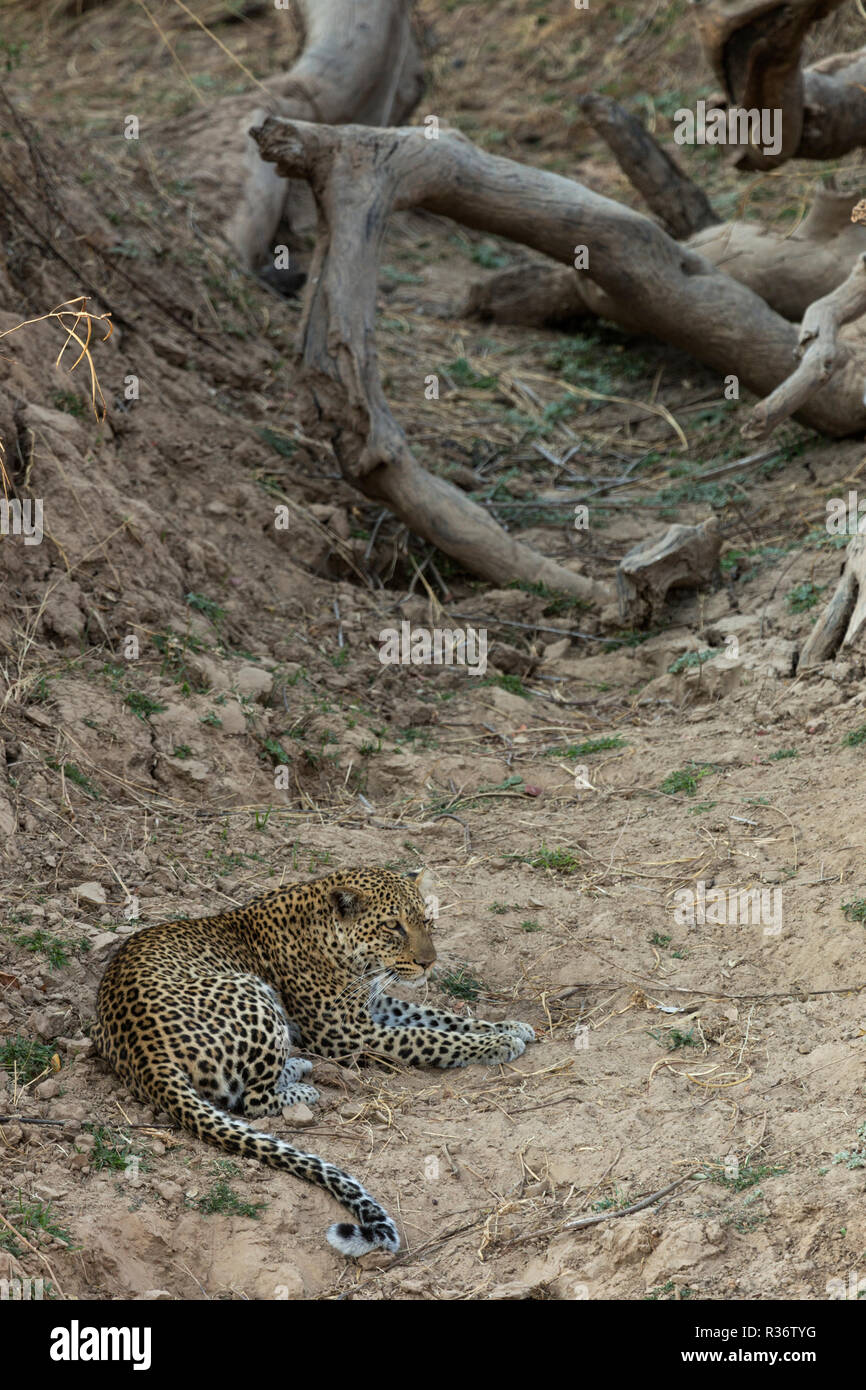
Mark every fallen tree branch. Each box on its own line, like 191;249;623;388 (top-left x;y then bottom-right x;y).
226;0;424;271
253;119;620;603
577;93;721;238
617;517;721;624
468;183;866;331
691;0;864;168
255;118;866;444
743;252;866;439
798;534;866;669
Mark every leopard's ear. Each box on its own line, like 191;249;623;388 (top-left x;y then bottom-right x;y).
407;867;436;900
330;888;363;918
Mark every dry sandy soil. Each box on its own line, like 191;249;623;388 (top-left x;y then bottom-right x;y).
1;0;865;1302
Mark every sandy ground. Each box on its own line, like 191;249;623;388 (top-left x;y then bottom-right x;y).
1;0;865;1302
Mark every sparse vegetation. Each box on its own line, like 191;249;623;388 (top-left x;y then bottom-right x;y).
436;965;484;1002
192;1178;267;1219
126;691;167;721
787;581;824;614
660;763;716;796
0;1035;57;1084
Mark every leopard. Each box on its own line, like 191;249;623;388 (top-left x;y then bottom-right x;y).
92;866;536;1258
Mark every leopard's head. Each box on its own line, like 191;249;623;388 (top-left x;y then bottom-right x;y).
324;866;437;981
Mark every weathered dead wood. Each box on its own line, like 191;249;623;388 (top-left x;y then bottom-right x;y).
463;262;590;328
691;0;865;168
617;518;721;624
226;0;424;272
798;535;866;669
252;120;612;604
800;50;866;160
468;185;866;334
742;253;866;440
577;93;721;238
255;118;866;439
689;185;866;323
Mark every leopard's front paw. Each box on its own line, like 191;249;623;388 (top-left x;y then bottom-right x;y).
283;1056;314;1082
495;1020;536;1043
281;1082;320;1107
483;1032;527;1064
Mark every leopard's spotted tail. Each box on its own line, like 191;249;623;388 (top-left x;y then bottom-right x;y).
158;1067;399;1257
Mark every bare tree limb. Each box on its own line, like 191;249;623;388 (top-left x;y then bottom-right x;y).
255;119;866;438
798;534;866;669
226;0;424;271
691;0;864;167
743;252;866;439
468;183;866;331
253;120;613;604
577;92;721;238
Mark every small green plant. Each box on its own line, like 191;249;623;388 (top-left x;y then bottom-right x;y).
126;691;167;721
830;1121;866;1169
843;724;866;747
186;592;226;623
668;649;717;675
30;675;53;703
521;920;541;932
0;1195;76;1255
437;965;484;1002
645;1280;698;1301
768;748;798;761
591;1187;628;1212
46;760;100;798
258;427;296;458
0;1035;57;1084
660;763;715;796
446;356;498;390
648;932;671;948
471;240;509;270
84;1124;141;1173
506;580;589;617
172;745;193;760
842;898;866;923
551;736;624;758
52;390;86;418
787;581;824;613
481;673;530;699
720;550;746;574
201;711;223;727
7;929;81;970
0;39;27;71
193;1178;266;1219
537;846;579;873
699;1159;788;1192
397;726;437;750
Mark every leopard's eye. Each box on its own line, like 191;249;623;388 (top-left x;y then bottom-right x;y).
391;922;407;938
